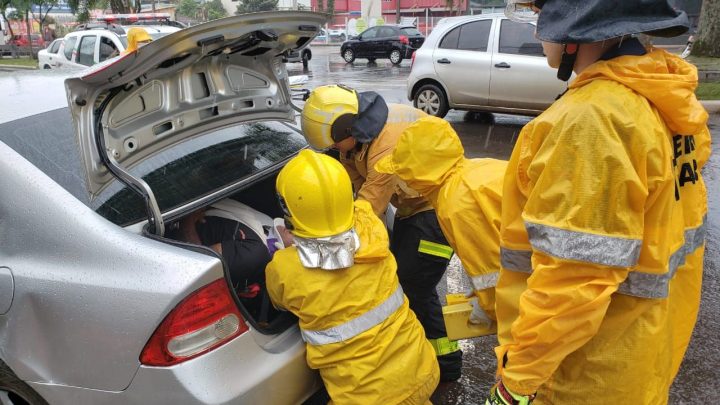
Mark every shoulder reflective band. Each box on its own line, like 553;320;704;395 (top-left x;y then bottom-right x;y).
418;240;454;260
428;336;460;356
301;285;405;346
471;272;499;291
525;221;642;268
500;247;532;273
501;216;707;299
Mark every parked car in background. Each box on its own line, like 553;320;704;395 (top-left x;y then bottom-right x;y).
37;38;64;69
326;26;346;42
0;12;328;404
52;22;181;70
8;33;45;48
285;45;312;69
341;25;424;65
407;14;567;117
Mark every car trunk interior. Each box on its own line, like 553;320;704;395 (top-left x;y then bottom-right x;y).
156;169;298;335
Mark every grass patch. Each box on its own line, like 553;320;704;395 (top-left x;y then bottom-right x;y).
686;55;720;72
696;82;720;100
0;58;38;68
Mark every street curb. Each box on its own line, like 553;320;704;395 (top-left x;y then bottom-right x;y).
701;100;720;114
0;64;37;70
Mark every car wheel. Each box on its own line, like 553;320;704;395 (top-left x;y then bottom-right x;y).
414;84;449;118
43;64;51;69
0;360;49;405
368;58;376;63
342;48;355;63
389;49;402;65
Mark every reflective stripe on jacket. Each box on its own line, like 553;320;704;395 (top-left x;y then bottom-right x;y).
266;200;439;404
496;48;710;403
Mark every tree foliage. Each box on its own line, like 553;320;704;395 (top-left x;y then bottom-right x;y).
235;0;276;14
691;0;720;57
178;0;227;22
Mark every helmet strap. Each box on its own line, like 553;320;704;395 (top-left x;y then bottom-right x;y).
557;43;578;81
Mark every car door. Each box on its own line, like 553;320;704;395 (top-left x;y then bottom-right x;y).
377;26;396;57
61;34;79;69
431;18;493;107
356;27;379;58
46;39;63;67
489;18;567;110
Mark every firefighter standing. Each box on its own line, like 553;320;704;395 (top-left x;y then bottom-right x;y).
485;1;710;403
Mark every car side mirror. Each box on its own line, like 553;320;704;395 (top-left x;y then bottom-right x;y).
355;35;361;41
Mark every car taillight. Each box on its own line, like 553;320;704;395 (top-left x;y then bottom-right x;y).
399;35;409;45
140;279;248;367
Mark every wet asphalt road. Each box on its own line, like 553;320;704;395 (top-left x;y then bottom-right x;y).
290;46;720;404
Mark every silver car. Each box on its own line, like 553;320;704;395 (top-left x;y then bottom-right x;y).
0;12;328;405
407;13;567;118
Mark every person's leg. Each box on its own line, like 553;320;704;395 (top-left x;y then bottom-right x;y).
392;210;462;382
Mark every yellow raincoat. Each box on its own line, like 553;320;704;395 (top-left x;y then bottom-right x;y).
122;27;152;54
374;116;507;319
340;104;433;218
266;200;439;404
497;48;710;404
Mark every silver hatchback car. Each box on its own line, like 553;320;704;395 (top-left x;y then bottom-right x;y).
407;13;568;118
0;12;328;405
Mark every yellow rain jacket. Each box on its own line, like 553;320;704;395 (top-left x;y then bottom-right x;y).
341;104;433;218
374;116;507;318
497;47;710;404
266;200;440;404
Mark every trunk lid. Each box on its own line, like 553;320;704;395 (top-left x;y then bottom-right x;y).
65;12;325;200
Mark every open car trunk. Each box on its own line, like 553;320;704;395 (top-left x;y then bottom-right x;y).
62;12;328;335
150;164;297;335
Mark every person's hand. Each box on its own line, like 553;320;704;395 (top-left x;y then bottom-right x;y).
484;380;534;405
277;224;295;247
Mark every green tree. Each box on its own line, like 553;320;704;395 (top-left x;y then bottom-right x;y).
205;0;227;20
691;0;720;57
235;0;276;14
0;0;17;37
176;0;199;19
30;0;58;34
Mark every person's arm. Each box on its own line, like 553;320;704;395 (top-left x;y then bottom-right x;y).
497;105;649;396
355;142;396;216
179;209;206;245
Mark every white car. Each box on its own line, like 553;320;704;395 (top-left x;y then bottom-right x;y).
52;23;181;70
37;38;64;69
407;13;568;117
0;12;328;404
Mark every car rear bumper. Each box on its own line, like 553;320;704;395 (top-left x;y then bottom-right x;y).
28;326;321;405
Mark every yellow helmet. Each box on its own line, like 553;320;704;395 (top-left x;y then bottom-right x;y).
301;85;359;150
124;27;153;54
276;149;354;238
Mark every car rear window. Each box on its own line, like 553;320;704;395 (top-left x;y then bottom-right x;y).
95;121;306;226
0;109;306;227
499;20;544;56
439;20;491;51
400;28;422;36
50;39;62;53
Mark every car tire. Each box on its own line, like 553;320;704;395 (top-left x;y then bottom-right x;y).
342;48;355;63
42;64;50;69
389;49;403;65
368;58;376;63
0;360;49;405
414;84;449;118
